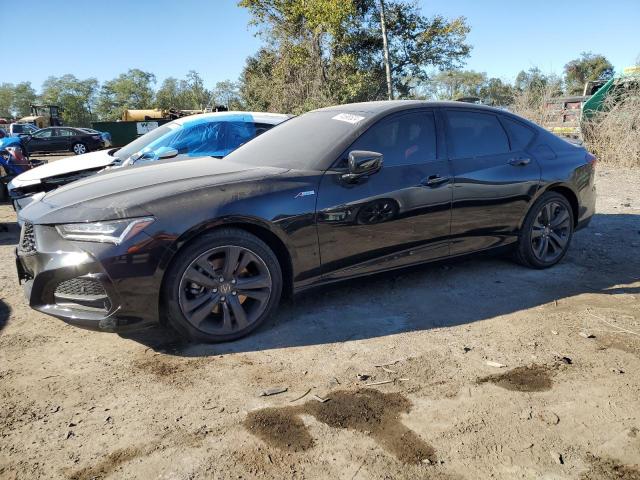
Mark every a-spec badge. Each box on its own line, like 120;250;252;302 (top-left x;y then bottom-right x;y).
295;190;316;199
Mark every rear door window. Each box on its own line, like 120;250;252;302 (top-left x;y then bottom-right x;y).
500;117;536;151
445;110;509;158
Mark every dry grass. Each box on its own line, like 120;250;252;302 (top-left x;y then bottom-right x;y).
582;90;640;168
510;85;558;127
511;83;640;168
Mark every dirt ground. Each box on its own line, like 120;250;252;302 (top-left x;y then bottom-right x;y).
0;164;639;480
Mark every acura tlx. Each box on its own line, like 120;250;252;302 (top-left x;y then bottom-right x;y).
16;101;596;343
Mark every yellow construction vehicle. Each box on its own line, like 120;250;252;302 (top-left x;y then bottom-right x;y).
121;108;204;122
18;105;64;129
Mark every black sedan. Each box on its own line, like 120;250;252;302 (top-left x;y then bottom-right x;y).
16;101;596;342
23;127;104;155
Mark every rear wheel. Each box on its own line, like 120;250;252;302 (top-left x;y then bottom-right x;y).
72;142;87;155
163;229;282;342
515;192;574;268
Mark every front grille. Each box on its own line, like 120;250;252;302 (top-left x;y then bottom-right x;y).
55;278;106;297
19;222;36;254
54;277;111;312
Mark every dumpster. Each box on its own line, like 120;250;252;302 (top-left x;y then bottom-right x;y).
91;120;172;147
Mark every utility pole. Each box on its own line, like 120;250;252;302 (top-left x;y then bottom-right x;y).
379;0;393;100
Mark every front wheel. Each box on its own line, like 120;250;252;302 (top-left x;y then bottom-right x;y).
515;192;574;268
72;143;87;155
163;228;283;342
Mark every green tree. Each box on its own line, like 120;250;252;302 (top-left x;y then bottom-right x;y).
212;80;244;110
479;78;515;106
371;3;471;97
155;71;211;110
155;77;181;109
238;0;471;112
40;75;99;126
0;83;14;118
564;52;614;95
96;69;156;120
176;70;211;110
12;82;37;118
423;70;514;106
426;70;487;100
515;67;563;97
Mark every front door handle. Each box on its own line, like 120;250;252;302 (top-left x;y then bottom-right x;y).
508;157;531;166
420;174;450;187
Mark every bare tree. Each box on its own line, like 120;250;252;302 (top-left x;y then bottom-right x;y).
379;0;393;100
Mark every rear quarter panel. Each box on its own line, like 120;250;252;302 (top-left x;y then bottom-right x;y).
530;138;596;228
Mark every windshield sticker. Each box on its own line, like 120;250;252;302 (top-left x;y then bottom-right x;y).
332;113;365;124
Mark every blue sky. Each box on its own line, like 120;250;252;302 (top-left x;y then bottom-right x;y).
3;0;639;91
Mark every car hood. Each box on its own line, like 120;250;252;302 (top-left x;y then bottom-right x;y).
14;150;114;184
20;156;288;224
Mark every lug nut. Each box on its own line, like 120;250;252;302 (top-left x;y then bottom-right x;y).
221;296;226;302
231;279;236;284
232;291;237;296
219;277;225;282
213;288;218;293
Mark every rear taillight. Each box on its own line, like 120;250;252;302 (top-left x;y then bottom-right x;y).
586;152;597;167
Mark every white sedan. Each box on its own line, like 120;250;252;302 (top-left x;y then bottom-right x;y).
9;111;290;212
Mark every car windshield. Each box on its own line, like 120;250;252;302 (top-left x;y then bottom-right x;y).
113;124;177;161
138;120;227;159
225;110;369;170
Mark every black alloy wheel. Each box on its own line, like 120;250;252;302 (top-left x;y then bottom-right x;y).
530;200;572;262
179;245;271;333
515;192;574;268
163;229;282;342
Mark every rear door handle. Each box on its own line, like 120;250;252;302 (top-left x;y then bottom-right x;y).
420;174;450;187
508;157;531;166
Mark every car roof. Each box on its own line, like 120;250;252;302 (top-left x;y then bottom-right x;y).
173;111;291;127
315;100;541;131
316;99;508;115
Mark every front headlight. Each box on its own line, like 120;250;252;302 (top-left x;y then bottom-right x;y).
55;217;155;244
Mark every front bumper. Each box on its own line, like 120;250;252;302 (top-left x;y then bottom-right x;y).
16;223;170;333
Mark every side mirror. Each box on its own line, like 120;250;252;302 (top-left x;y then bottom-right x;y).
132;146;178;165
342;150;383;182
155;147;179;160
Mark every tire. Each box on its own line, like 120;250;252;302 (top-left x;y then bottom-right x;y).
515;191;574;269
72;143;87;155
162;228;283;342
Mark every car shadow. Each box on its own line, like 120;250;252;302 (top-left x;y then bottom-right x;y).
0;299;10;333
122;212;640;357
